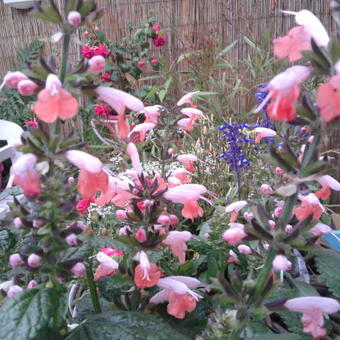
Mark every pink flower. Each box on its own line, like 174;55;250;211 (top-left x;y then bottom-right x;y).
163;184;209;221
0;280;14;294
177;154;199;172
141;105;161;123
13;217;24;229
152;24;161;33
227;250;238;263
66;150;109;199
128;122;156;142
67;11;81;26
100;248;124;257
150;58;158;65
163;231;192;264
7;285;23;297
127;143;143;174
285;224;293;233
81;45;93;59
137;60;145;68
115;209;128;220
152;35;166;47
315;175;340;200
135;229;147;243
94;103;112;116
25;120;39;127
225;201;247;222
223;223;247;245
309;222;332;236
272;254;291;271
65;234;78;246
1;71;28;89
17;79;38;96
260;184;273;195
9;253;24;267
150;276;203;319
88;55;106;73
177;91;200;107
275;167;284;175
71;262;86;277
95;86;144;138
76;197;95;214
170;168;191;184
33;74;79;123
274;207;283;217
243;212;254;221
27;254;41;268
10;153;41;197
157;214;171;226
94;252;119;280
284;297;340;338
93;43;110;58
254;66;310;121
27;280;38;289
254;127;277;143
101;72;112;82
295;193;324;221
134;251;161;288
237;244;251;254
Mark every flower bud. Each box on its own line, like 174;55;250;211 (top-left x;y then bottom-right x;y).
223;224;247;245
17;79;38;96
157;214;171;226
33;219;44;228
272;254;292;272
27;280;38;289
119;225;131;236
269;220;276;230
275;167;284;175
169;214;179;225
9;253;24;268
2;71;27;88
27;254;42;268
13;217;24;229
71;262;86;277
84;31;89;37
115;210;128;220
285;224;293;233
168;148;176;156
94;26;100;32
238;244;252;254
88;55;106;73
137;60;145;68
243;212;254;221
135;228;147;243
67;11;81;27
65;233;78;246
260;184;273;195
68;176;75;184
274;207;283;218
7;285;23;297
150;58;158;65
227;250;238;264
152;24;161;33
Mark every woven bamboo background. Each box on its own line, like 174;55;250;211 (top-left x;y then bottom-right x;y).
0;0;334;75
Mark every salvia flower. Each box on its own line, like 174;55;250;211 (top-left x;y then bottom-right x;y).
163;231;192;264
134;251;161;288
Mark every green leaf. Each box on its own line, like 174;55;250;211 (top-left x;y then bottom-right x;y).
97;275;133;302
0;230;16;256
59;244;92;264
300;133;321;172
245;334;301;340
158;89;167;102
0;288;67;340
16;39;44;69
83;235;130;254
315;248;340;298
216;40;238;59
67;311;190;340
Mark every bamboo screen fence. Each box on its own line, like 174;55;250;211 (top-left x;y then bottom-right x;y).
0;0;334;75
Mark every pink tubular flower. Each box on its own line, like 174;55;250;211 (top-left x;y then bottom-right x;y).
254;66;310;121
65;150;108;199
27;280;38;289
150;276;203;319
284;297;340;338
163;231;192;264
243;212;254;221
141;105;161;123
238;244;251;254
309;222;332;236
295;193;324;221
260;184;273;195
225;201;247;222
134;251;161;288
275;167;284;175
178;108;204;132
33;74;79;123
88;55;106;73
223;223;247;245
17;79;38;96
128;122;156;142
176;154;199;172
65;234;78;246
94;251;119;281
127;143;143;174
170;168;191;184
1;71;28;89
95;86;144;138
177;91;200;107
254;127;277;143
157;214;171;225
71;262;86;277
67;11;81;26
272;254;292;271
315;175;340;200
10;153;41;197
163;184;209;221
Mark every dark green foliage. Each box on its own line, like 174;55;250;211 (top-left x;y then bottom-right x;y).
15;39;44;69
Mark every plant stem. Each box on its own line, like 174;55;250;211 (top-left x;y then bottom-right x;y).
247;247;277;306
60;32;71;83
86;262;101;314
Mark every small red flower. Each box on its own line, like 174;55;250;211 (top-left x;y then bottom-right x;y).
81;45;94;59
152;35;166;47
93;43;110;58
94;103;112;117
76;197;95;214
101;72;112;83
25;120;38;127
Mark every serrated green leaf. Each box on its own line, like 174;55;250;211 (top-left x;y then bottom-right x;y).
315;248;340;298
59;244;92;264
67;311;190;340
16;39;44;69
245;333;301;340
0;288;66;340
0;230;16;256
97;275;133;302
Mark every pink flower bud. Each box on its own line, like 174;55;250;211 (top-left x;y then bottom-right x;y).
9;253;24;267
152;24;161;33
137;60;145;68
119;226;131;236
150;58;158;65
243;212;254;221
272;254;292;271
65;233;78;246
94;26;100;32
33;219;44;228
115;210;128;220
68;177;75;184
157;214;171;225
204;233;210;238
269;220;276;230
275;167;284;175
27;254;42;268
7;285;23;297
2;71;28;88
168;148;176;156
67;11;81;27
238;244;252;254
223;223;247;245
263;243;270;250
274;207;283;217
285;224;293;233
260;184;273;195
88;55;106;73
17;79;38;96
13;217;24;229
71;262;86;277
169;214;179;225
227;250;238;264
84;31;89;37
135;228;147;243
27;280;38;289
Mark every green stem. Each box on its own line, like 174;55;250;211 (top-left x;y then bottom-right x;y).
59;32;71;83
247;247;277;306
86;262;101;314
